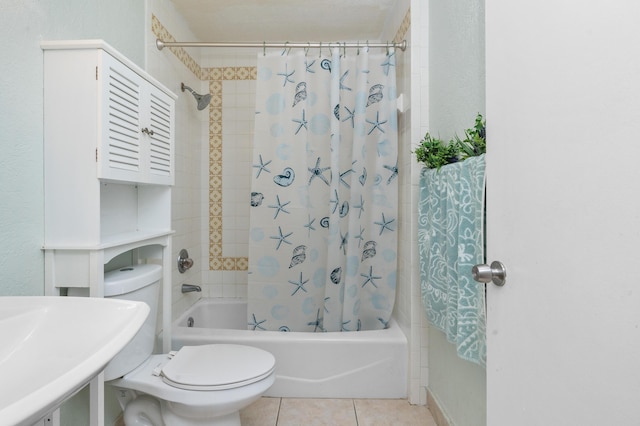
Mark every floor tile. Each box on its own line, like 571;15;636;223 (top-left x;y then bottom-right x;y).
240;397;280;426
354;399;437;426
277;398;358;426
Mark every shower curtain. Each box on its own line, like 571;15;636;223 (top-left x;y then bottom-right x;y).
248;47;398;332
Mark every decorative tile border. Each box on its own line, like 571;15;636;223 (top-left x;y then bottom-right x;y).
394;8;411;44
152;10;410;271
151;15;203;78
152;15;252;271
204;67;255;271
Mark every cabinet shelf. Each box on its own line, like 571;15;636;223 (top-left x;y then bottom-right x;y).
43;230;173;292
43;229;174;251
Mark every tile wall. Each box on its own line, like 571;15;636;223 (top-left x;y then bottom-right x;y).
149;2;429;406
201;53;258;297
384;1;431;405
147;7;208;320
408;0;431;405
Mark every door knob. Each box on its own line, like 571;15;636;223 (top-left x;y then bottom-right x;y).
472;261;507;286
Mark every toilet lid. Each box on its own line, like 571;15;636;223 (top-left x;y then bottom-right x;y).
161;344;276;391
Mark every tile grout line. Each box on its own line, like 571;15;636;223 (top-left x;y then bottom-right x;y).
352;399;359;425
275;397;282;425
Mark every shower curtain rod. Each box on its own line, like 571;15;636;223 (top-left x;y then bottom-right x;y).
155;38;407;52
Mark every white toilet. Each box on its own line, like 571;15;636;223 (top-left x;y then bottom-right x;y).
103;264;276;426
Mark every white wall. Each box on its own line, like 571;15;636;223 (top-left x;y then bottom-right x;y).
407;0;433;406
383;0;432;406
0;0;203;422
0;0;144;297
429;1;485;134
0;1;146;423
418;0;487;425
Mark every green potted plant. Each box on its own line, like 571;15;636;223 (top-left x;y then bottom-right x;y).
415;114;486;169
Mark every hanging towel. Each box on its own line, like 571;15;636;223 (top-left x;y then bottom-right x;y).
418;154;486;366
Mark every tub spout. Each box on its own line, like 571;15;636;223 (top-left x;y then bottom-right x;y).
181;284;202;293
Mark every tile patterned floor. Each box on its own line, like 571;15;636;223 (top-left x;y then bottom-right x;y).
240;397;438;426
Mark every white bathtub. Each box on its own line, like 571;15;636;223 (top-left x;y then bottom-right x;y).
172;298;408;399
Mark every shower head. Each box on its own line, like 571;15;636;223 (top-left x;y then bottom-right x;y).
181;82;212;111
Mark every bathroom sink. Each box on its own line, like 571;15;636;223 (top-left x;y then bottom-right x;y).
0;296;149;425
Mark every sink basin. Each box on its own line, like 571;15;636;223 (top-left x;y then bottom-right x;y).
0;296;149;425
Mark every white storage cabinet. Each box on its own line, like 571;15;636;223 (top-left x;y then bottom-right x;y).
42;40;176;288
42;40;176;426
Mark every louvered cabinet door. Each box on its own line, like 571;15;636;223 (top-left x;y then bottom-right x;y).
145;86;174;185
97;52;174;185
98;52;144;183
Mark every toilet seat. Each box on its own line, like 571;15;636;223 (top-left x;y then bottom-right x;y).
159;344;276;391
112;345;277;425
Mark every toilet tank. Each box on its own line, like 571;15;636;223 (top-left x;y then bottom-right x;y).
103;264;162;381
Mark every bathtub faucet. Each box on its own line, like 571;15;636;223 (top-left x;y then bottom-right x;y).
181;284;202;293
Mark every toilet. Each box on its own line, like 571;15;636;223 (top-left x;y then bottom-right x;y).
102;264;276;426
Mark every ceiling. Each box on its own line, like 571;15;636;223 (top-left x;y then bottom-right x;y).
170;0;399;43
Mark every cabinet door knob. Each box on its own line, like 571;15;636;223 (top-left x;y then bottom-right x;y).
141;127;155;136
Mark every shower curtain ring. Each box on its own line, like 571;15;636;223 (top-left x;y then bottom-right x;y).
319;41;322;58
305;42;310;56
343;42;347;58
263;41;266;56
386;41;390;55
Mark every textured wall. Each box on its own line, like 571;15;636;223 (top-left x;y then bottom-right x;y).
0;1;145;422
429;0;485;141
426;0;487;425
0;0;144;296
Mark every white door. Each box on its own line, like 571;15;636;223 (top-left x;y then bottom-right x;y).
486;1;640;425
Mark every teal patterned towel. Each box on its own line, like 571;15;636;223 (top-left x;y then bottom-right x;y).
418;154;486;366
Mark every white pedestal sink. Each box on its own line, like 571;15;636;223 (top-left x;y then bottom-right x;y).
0;296;149;425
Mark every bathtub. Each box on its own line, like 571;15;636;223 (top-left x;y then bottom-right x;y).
172;298;408;399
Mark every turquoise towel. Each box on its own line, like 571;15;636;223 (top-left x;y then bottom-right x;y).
418;154;486;366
